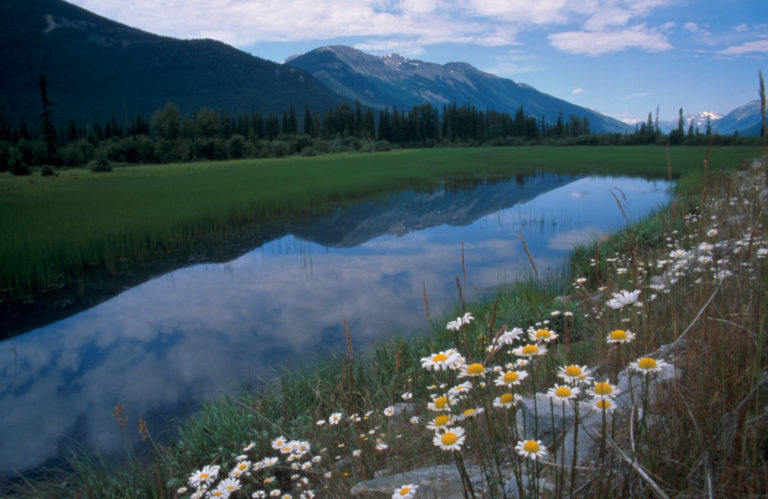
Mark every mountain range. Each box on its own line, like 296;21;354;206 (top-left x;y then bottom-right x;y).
1;0;628;133
0;0;346;126
286;46;630;133
0;0;761;135
657;102;763;135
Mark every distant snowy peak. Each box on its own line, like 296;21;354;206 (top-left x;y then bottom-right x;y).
687;110;722;128
381;53;410;68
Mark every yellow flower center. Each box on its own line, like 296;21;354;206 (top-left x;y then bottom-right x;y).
610;329;627;340
463;409;475;416
535;329;551;339
504;371;519;383
434;396;449;409
467;363;484;375
433;353;448;362
555;386;572;398
522;345;539;355
564;365;582;377
594;382;613;395
434;415;451;427
441;432;459;446
596;399;612;410
500;393;514;404
398;487;412;496
637;357;657;369
523;440;540;453
199;473;209;480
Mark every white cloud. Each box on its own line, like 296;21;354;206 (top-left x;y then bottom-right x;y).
733;23;749;32
548;24;672;56
684;22;701;32
354;38;425;56
572;88;584;94
717;39;768;56
67;0;677;56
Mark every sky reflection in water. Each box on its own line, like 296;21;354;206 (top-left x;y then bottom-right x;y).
0;174;671;477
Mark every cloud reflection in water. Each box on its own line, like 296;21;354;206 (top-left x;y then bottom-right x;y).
0;174;671;476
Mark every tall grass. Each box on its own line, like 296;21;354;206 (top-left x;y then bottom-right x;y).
6;147;766;497
0;146;760;295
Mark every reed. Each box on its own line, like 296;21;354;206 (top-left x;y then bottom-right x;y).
0;146;759;296
2;147;766;498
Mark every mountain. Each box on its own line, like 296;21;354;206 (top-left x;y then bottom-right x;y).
658;111;723;133
713;100;763;135
658;102;763;136
286;46;631;134
0;0;346;126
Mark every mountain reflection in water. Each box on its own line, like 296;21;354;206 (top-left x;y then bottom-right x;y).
0;173;671;478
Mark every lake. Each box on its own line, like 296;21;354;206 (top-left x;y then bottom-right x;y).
0;172;671;478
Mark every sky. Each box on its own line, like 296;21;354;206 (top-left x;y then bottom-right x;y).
66;0;768;124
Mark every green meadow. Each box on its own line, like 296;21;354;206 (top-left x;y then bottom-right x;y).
0;145;761;294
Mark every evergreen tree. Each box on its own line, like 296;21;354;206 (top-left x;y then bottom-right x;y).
151;102;181;140
303;106;315;136
38;74;57;160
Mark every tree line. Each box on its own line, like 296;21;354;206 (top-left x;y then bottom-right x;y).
0;76;760;175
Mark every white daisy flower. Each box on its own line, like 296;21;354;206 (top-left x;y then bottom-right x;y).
587;381;619;399
606;329;635;344
606;289;641;310
271;436;287;450
512;343;547;357
392;483;418;498
420;350;464;371
427;394;454;412
493;392;522;409
528;327;558;343
515;439;547;460
589;397;616;413
426;414;453;431
188;464;219;488
629;356;670;375
547;384;580;401
494;369;528;388
328;412;343;425
458;407;484;421
433;427;466;452
459;362;486;378
557;364;593;386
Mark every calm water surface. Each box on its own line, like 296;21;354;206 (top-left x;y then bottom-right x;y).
0;173;671;477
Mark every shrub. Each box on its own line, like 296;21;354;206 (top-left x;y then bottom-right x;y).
88;148;112;172
8;146;30;175
40;165;56;176
299;146;317;157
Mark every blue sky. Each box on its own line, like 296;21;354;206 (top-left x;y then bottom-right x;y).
68;0;767;123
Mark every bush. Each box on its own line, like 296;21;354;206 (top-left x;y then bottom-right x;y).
0;140;10;171
40;165;56;176
8;146;30;175
227;134;247;159
59;139;94;166
270;140;290;158
88;148;112;172
299;146;317;157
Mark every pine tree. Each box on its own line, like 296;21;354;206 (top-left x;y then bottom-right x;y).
39;74;57;160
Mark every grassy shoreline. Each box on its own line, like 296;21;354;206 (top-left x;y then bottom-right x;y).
7;148;766;497
0;145;761;297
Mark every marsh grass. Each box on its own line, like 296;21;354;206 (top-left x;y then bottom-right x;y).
4;147;767;498
1;146;760;296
